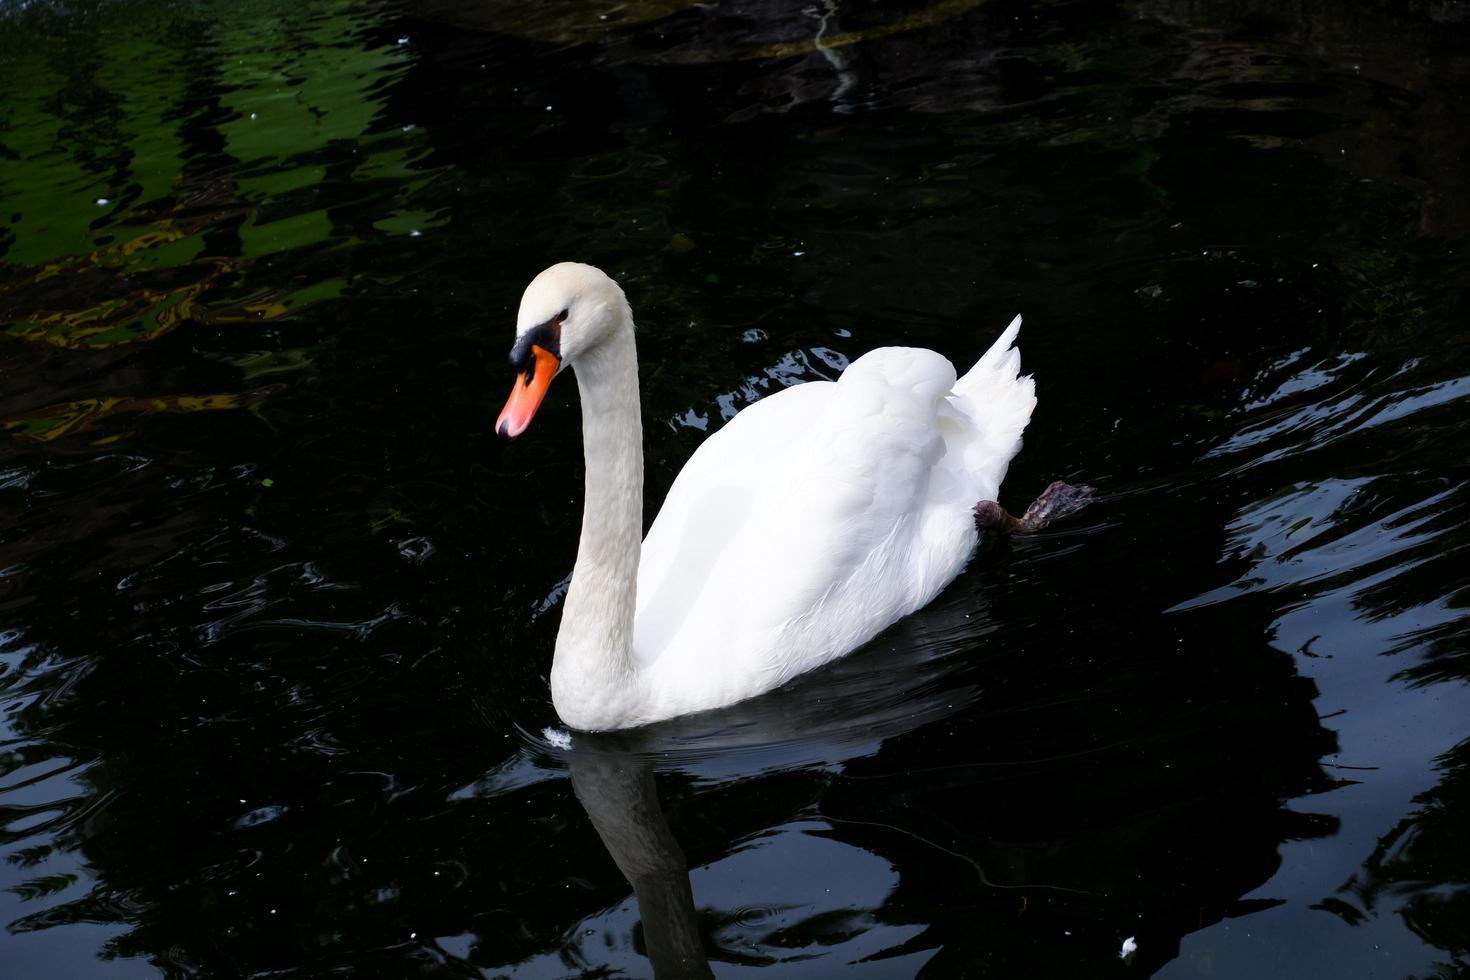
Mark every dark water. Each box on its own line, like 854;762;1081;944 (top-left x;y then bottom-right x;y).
2;0;1469;976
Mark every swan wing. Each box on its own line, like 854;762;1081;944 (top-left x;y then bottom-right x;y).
633;325;1035;716
633;377;834;670
634;351;951;672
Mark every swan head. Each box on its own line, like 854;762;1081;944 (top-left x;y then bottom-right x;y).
496;262;629;439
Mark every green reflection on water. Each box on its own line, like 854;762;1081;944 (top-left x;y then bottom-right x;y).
0;0;414;357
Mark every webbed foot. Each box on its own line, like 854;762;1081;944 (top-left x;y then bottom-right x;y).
974;481;1095;534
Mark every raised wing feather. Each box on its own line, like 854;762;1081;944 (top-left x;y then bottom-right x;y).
634;379;832;669
943;315;1035;505
634;348;962;678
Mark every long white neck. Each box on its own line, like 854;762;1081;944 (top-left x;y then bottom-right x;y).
550;315;646;730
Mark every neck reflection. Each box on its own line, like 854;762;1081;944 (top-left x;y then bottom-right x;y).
567;742;714;980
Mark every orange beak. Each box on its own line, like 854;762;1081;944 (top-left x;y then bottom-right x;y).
497;344;559;439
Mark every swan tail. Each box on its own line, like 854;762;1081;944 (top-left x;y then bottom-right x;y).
948;315;1036;502
954;314;1025;400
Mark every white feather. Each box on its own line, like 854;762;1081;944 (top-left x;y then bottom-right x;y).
633;326;1035;722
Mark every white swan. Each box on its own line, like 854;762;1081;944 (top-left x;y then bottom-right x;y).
497;262;1087;731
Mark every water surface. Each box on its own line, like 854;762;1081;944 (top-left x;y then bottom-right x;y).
2;0;1469;976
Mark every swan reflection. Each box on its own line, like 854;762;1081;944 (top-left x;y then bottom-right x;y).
568;741;713;980
520;605;984;977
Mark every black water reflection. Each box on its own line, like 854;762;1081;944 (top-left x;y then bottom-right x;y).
3;0;1470;976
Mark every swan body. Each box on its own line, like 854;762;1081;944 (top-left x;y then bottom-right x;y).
498;263;1036;731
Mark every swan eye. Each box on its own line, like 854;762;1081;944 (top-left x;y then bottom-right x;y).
509;311;565;375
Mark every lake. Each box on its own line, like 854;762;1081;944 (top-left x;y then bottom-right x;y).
2;0;1468;976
